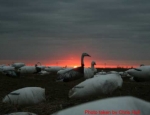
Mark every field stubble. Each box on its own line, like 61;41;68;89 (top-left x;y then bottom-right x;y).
0;72;150;115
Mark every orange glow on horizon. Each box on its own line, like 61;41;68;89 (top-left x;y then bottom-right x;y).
73;65;78;68
43;63;137;68
0;59;147;68
40;59;140;68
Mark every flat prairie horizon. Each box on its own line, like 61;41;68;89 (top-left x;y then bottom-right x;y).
0;59;148;68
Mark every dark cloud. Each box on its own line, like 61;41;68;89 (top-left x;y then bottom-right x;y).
0;0;150;66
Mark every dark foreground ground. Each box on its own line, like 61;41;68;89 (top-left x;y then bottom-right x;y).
0;68;150;115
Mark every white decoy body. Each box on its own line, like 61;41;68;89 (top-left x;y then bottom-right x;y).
122;71;133;78
38;70;50;75
11;62;25;69
0;64;5;67
108;71;118;74
0;65;17;77
0;64;44;77
69;73;123;98
118;71;124;76
52;96;150;115
0;66;15;72
96;70;107;75
36;65;46;71
56;53;91;82
45;66;65;74
126;65;150;81
3;87;46;106
5;112;37;115
17;65;44;76
57;67;73;75
38;70;50;76
84;61;96;79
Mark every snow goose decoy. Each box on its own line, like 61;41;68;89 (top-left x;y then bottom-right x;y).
84;61;96;79
45;66;64;74
56;52;91;82
126;65;150;82
69;73;123;98
2;87;46;108
52;96;150;115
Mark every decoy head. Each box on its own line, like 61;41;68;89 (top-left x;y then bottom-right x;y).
91;61;96;65
82;53;91;57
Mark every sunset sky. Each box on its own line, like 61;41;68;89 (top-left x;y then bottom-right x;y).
1;0;150;68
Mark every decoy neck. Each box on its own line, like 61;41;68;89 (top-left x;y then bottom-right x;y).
81;53;91;66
